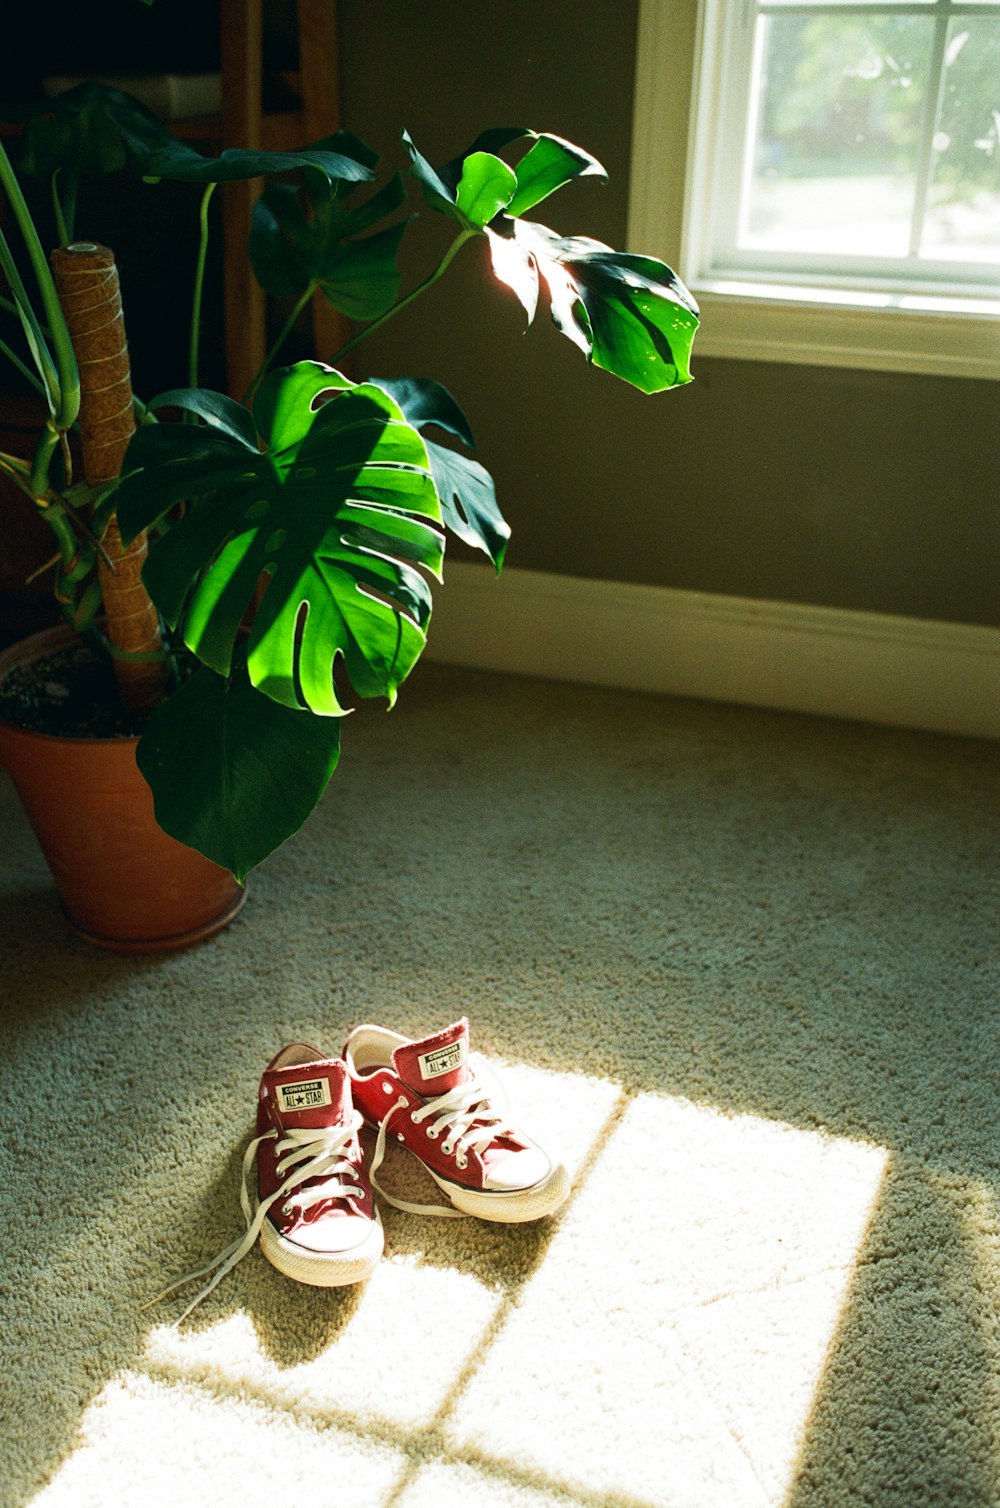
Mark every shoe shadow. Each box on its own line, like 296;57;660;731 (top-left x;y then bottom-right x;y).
147;1127;367;1368
168;1127;555;1371
149;1120;553;1333
369;1131;556;1288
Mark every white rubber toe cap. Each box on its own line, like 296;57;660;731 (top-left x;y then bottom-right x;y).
483;1145;553;1191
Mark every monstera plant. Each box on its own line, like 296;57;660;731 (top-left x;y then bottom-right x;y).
0;85;699;889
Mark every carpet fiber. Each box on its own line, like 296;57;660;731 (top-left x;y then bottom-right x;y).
2;664;998;1508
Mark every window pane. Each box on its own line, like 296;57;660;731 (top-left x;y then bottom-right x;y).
922;17;1000;264
739;13;934;257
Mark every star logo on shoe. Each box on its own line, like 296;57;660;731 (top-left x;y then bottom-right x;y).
276;1078;332;1113
417;1040;467;1081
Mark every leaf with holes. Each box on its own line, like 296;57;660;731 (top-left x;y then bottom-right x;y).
115;362;444;713
369;377;508;570
492;220;700;393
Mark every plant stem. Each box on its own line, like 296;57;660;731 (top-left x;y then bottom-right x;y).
54;164;78;246
242;281;316;405
51;170;69;247
188;182;216;390
0;447;84;586
29;424;62;496
56;525;92;583
0;139;79;434
330;227;477;365
0;224;59;412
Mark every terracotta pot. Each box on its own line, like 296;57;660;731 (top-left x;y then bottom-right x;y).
0;625;246;952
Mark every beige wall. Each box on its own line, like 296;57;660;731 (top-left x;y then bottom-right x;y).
337;0;999;626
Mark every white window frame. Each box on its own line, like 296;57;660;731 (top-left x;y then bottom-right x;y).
629;0;1000;379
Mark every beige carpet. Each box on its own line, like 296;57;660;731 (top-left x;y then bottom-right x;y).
1;663;998;1508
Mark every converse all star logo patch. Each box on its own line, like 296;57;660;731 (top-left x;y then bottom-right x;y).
417;1040;466;1080
276;1077;332;1113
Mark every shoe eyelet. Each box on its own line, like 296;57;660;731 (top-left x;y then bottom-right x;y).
281;1202;292;1216
396;1132;405;1142
441;1141;454;1156
382;1081;394;1095
457;1155;468;1169
426;1127;440;1140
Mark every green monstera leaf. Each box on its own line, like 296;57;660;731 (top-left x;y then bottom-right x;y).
18;84;177;182
250;168;409;321
115;361;444;715
404;130;518;231
18;89;373;241
403;128;698;393
17;83;177;235
404;127;604;230
141;130;374;187
503;134;607;218
368;377;509;571
490;221;700;394
137;653;342;884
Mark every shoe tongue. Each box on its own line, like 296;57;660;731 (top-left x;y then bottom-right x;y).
265;1057;350;1129
394;1018;470;1097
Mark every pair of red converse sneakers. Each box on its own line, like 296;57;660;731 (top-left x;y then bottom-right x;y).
155;1018;569;1319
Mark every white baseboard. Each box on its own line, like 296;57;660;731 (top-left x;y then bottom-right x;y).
424;564;1000;741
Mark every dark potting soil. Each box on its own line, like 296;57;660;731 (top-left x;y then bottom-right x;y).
0;643;154;739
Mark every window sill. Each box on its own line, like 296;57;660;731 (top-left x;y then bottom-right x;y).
687;282;1000;380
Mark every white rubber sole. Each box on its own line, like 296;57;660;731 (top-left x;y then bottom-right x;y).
428;1160;571;1222
260;1211;383;1287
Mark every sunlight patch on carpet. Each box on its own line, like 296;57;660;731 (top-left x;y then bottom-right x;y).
137;1065;620;1427
145;1260;501;1430
444;1090;890;1506
29;1068;888;1508
29;1372;406;1508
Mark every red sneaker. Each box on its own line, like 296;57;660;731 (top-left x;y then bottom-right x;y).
152;1045;382;1319
252;1045;383;1284
344;1018;570;1222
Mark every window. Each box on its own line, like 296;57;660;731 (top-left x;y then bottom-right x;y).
630;0;1000;377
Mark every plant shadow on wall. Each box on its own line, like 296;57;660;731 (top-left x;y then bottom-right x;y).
0;83;698;949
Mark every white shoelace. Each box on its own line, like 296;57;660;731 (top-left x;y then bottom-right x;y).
148;1111;364;1321
370;1068;517;1217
